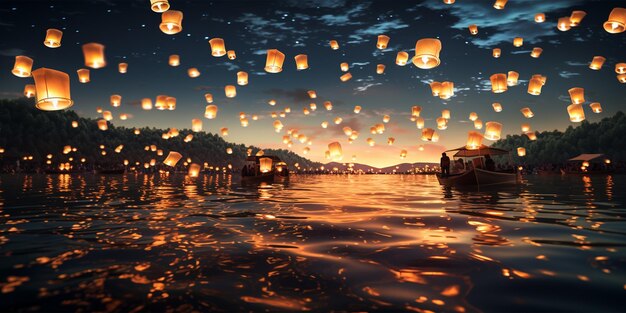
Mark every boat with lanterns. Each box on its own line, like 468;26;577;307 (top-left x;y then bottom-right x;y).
561;154;613;175
436;145;520;187
241;155;289;182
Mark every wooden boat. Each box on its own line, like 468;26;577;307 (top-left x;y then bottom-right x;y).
241;155;289;183
437;145;520;187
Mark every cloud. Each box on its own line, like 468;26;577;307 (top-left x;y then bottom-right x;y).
354;83;382;92
284;0;347;8
264;88;312;103
318;3;369;26
213;61;240;71
559;71;580;78
0;48;25;56
565;61;588;66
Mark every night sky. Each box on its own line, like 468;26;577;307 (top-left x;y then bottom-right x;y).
1;0;625;167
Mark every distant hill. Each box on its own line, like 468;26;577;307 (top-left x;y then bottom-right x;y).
0;98;322;170
324;161;438;173
492;111;626;165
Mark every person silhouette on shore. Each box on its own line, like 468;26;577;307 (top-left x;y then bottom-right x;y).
440;152;450;177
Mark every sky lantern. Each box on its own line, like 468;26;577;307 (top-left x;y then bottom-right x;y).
492;48;501;58
155;95;167;110
103;110;112;120
567;103;585;122
141;98;152;110
376;35;390;49
321;121;328;128
436;117;448;130
188;68;200;77
76;69;90;83
240;118;249;127
526;131;537;140
340;73;352;82
12;56;33;77
429;82;442;96
517;147;526;157
484;121;502;140
150;0;169;12
204;93;213;103
492;102;503;112
569;11;586;26
82;43;106;69
603;8;626;33
309;103;317;111
396;51;409;66
191;118;202;132
168;54;180;66
227;50;236;60
119;113;128;120
258;157;273;173
400;149;408;159
343;127;353;137
220;127;228;136
303;108;310;115
159;10;183;35
519;123;531;133
532;74;547;85
168;128;179;137
468;24;478;35
618;74;626;83
493;0;507;9
387;137;395;145
334;117;343;124
375;123;385;134
474;119;483;129
466;131;484;150
237;71;248;85
31;68;73;111
441;109;451;119
421;128;439;142
615;63;626;74
340;62;349;72
412;106;422;117
383;115;391;123
416;117;425;129
527;77;543;95
354;105;362;113
71;121;79;128
97;119;108;131
589;102;602;113
469;112;478;121
376;64;385;74
294;54;308;70
134;128;140;135
110;94;121;107
96;106;103;113
188;163;201;177
163;151;182;166
265;49;285;73
183;134;193;142
557;17;571;31
443;0;455;4
568;87;585;104
225;85;237;98
328;142;343;160
530;47;543;58
535;13;546;23
268;99;276;106
520;107;534;118
589;56;606;70
118;63;128;73
329;40;339;50
307;90;317;98
208;38;226;57
44;29;62;48
366;138;375;146
439;81;454;99
413;38;441;69
513;37;523;47
23;84;36;98
273;120;283;132
490;73;508;93
204;105;218;119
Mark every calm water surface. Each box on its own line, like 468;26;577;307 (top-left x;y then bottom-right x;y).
0;174;625;312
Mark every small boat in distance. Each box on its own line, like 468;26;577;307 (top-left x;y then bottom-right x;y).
437;145;520;187
241;155;289;183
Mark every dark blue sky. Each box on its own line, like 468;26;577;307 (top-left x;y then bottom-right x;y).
1;0;625;166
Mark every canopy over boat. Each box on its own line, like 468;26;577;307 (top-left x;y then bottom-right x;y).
445;145;509;157
567;154;605;162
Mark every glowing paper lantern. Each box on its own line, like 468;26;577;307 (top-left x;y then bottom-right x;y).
237;71;248;85
413;38;442;69
141;98;152;110
430;82;442;96
517;147;526;157
493;48;501;58
227;50;236;60
110;94;121;107
383;115;390;123
321;121;328;128
12;56;33;77
188;163;201;177
340;73;352;82
557;17;571;31
474;119;483;129
155;95;167;110
569;11;586;26
436;117;448;130
307;90;317;98
492;103;503;112
159;10;183;35
208;38;226;57
416;117;425;129
204;105;218;119
616;63;626;74
328;142;343;160
220;128;228;136
44;29;62;48
396;52;409;66
387;137;395;145
97;119;108;131
520;107;534;118
568;87;585;104
400;149;408;159
366;138;375;146
77;69;90;83
334;117;343;125
618;74;626;83
192;118;202;132
589;56;606;70
589;102;602;113
31;68;73;111
567;103;585;122
71;121;78;128
343;127;353;137
535;13;546;23
532;74;547;85
530;47;543;58
441;109;451;120
118;63;128;74
421;128;439;142
188;68;200;78
443;0;455;4
490;73;508;93
169;54;180;66
329;40;339;50
23;84;36;98
163;151;182;166
603;8;626;33
521;123;531;133
376;64;385;74
204;93;213;103
493;0;507;9
225;85;236;98
150;0;169;13
294;54;308;70
527;77;543;95
484;122;502;140
412;106;422;117
265;49;285;73
439;81;454;99
354;105;362;113
82;43;106;69
513;37;523;47
119;113;128;120
468;24;478;35
469;112;478;121
240;118;249;127
102;111;113;121
466;131;483;150
376;35;390;49
273;120;283;132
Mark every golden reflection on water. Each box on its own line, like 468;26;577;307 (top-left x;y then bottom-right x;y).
0;173;624;312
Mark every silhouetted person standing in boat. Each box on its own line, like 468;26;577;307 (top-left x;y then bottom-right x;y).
484;154;495;171
440;152;450;177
